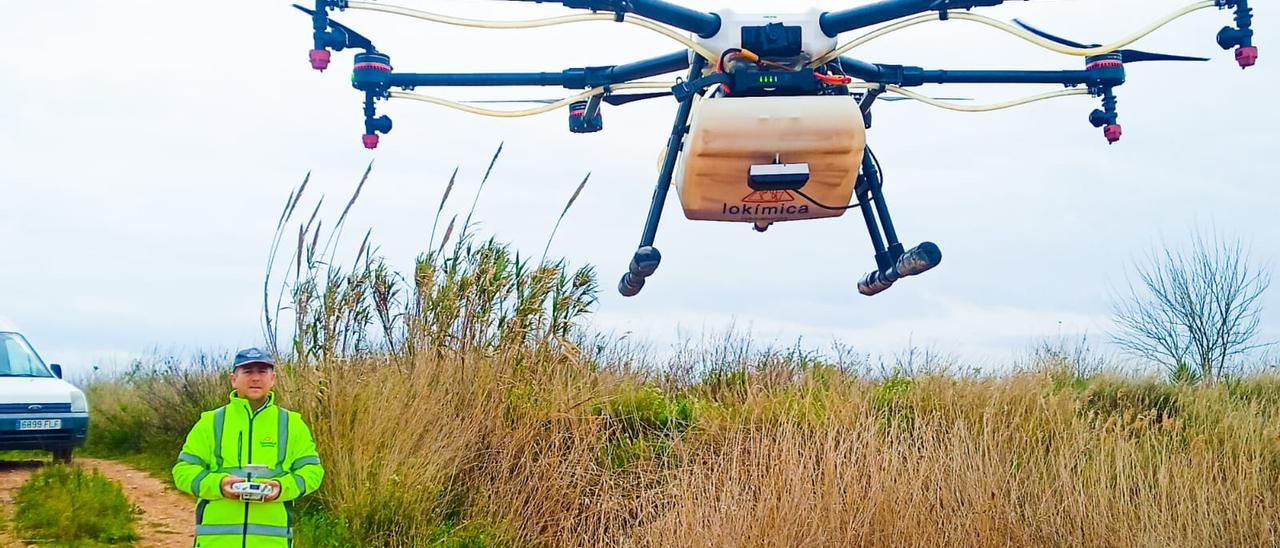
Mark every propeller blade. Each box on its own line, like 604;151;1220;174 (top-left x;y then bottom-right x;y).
1012;19;1208;65
293;4;376;51
1011;19;1096;49
1119;50;1210;63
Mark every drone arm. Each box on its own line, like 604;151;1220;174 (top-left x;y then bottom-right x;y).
819;0;1023;37
906;69;1094;86
385;51;690;90
509;0;719;37
838;57;1098;87
837;57;1129;142
608;51;691;84
835;56;888;81
389;73;569;87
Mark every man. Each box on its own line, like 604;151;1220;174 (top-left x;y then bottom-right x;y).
172;347;324;547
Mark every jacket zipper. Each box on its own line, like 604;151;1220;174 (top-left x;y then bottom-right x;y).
242;406;256;548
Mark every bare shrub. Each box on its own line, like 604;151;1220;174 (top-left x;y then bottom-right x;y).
1112;231;1271;384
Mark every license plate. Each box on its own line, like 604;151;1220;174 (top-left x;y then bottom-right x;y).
17;419;61;431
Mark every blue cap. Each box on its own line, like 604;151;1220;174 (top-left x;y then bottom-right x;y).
232;347;275;370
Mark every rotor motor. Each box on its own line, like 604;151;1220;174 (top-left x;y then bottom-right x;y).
352;52;394;148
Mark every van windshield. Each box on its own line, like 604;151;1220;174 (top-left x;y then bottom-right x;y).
0;333;54;378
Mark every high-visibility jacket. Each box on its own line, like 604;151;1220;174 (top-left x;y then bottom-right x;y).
172;391;324;547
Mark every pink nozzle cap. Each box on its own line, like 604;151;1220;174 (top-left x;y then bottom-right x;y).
1104;124;1122;144
362;134;380;149
1236;46;1258;69
309;49;331;71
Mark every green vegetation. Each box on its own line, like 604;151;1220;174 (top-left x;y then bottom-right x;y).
292;508;359;548
13;464;139;546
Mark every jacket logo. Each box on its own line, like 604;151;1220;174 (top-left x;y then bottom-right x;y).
260;436;278;449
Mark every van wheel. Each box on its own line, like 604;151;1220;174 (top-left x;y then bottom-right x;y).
51;447;74;464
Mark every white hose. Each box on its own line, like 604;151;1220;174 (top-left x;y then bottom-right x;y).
883;86;1090;112
345;1;718;62
389;80;1088;117
812;0;1218;66
388;81;676;118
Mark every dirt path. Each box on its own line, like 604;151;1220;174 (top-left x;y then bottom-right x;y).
80;458;194;548
0;457;194;548
0;460;40;548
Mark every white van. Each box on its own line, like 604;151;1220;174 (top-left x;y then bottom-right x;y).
0;332;89;462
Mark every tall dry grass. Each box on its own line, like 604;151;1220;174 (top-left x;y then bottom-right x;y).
84;160;1280;546
89;334;1280;546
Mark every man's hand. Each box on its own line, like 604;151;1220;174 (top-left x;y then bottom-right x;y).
262;480;282;502
220;476;245;500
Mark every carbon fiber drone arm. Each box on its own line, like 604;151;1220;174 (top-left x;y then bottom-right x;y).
820;0;1025;36
837;55;1131;143
382;51;691;90
504;0;720;37
837;57;1103;88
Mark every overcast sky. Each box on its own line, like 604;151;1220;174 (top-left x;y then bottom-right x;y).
2;0;1277;376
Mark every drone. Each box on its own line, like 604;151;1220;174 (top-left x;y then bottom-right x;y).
296;0;1257;297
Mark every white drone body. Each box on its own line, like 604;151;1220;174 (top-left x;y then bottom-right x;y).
695;10;838;61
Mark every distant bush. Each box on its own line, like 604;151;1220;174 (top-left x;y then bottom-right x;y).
591;384;696;469
84;355;225;458
595;384;696;440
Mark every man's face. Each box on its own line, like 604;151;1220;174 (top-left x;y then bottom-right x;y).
231;363;275;402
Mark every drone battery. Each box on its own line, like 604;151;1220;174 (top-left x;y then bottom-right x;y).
673;96;865;223
748;163;810;191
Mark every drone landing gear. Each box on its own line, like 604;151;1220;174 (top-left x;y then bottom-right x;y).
619;56;708;297
854;148;942;296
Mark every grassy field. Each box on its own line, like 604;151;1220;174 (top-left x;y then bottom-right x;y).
73;167;1280;546
84;344;1280;547
78;226;1280;547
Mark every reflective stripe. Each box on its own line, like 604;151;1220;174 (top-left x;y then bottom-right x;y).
294;474;307;496
195;525;242;536
190;470;209;496
212;407;226;468
247;524;293;538
177;452;207;467
195;524;292;538
277;408;289;469
291;456;321;470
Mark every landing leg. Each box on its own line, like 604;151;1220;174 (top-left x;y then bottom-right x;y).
855;146;943;296
619;55;709;297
